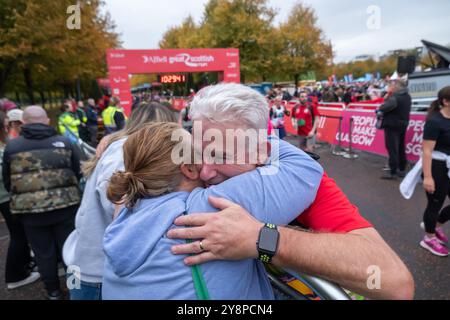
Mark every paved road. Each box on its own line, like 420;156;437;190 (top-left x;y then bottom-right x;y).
0;137;449;300
308;140;450;300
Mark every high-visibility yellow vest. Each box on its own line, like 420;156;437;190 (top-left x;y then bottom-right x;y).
58;112;80;137
102;106;127;132
102;106;116;128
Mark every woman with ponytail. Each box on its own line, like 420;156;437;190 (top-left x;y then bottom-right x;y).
62;102;177;300
101;116;323;299
420;86;450;256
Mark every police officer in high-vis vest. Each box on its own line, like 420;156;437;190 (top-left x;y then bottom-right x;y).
58;100;80;143
101;97;126;135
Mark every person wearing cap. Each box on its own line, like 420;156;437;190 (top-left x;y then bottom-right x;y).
0;110;39;291
0;99;17;113
6;109;24;139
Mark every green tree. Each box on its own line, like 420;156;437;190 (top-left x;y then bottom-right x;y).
0;0;27;97
200;0;279;82
159;16;201;49
333;55;397;81
159;0;281;83
278;2;333;86
0;0;119;103
158;0;334;84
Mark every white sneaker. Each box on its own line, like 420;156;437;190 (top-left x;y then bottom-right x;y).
6;272;40;290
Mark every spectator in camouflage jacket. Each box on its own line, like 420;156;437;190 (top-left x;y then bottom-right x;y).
2;106;82;300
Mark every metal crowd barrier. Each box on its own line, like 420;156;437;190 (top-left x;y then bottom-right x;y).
319;102;347;109
317;114;345;156
346;103;379;110
342;116;359;159
267;266;352;300
319;103;380;160
79;139;96;159
293;272;351;300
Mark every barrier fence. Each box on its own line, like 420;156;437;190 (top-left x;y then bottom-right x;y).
315;104;426;162
277;99;426;162
318;115;344;156
344;117;359;160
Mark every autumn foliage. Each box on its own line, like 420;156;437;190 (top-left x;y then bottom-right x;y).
159;0;333;84
0;0;119;104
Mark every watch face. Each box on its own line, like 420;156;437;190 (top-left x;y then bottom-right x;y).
259;228;279;253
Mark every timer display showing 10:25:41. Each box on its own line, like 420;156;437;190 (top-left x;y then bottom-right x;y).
160;74;186;83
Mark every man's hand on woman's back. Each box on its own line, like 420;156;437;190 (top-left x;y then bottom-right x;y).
168;196;263;265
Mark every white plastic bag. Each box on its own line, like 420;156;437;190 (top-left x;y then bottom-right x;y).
399;158;422;200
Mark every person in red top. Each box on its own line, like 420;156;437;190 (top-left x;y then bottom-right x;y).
296;173;373;233
292;92;320;152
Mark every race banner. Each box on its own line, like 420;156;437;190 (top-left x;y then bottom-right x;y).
106;48;240;115
337;109;426;162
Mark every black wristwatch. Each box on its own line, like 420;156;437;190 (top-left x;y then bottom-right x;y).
257;223;280;263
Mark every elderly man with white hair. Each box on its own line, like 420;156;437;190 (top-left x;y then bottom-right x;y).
168;82;414;300
2;106;82;300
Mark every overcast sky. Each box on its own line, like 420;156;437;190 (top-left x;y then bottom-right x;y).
103;0;450;62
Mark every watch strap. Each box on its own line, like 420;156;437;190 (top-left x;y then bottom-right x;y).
258;223;279;263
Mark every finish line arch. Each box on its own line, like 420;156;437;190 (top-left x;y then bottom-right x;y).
106;48;240;115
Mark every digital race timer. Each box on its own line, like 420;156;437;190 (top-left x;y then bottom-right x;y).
159;74;186;83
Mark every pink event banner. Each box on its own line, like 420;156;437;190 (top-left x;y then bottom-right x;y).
335;109;426;162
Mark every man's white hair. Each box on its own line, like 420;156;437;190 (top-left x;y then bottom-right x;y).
190;83;269;129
